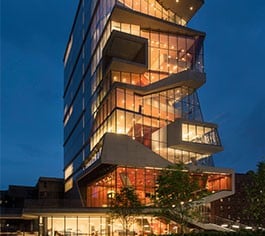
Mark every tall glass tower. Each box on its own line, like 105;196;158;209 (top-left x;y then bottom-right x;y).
63;0;232;209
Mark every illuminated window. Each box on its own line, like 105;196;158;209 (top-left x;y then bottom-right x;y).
131;24;140;36
64;164;73;180
182;123;188;141
65;178;73;192
111;21;120;31
121;23;130;33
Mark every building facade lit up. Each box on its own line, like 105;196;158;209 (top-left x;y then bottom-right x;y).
23;0;235;235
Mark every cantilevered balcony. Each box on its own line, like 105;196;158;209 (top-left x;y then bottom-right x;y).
103;30;148;74
151;118;223;156
111;69;206;93
167;118;223;155
111;5;205;36
77;133;172;204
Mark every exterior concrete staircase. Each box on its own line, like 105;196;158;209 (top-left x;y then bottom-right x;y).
187;218;235;232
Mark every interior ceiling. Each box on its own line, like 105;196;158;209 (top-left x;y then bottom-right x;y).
156;0;204;22
112;6;205;37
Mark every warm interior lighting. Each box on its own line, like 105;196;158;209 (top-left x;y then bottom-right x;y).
117;129;124;134
108;127;113;132
189;6;194;11
64;164;73;180
65;178;73;192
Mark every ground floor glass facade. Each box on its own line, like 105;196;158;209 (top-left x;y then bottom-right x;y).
45;215;178;236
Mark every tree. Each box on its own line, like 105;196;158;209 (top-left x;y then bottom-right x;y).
244;160;265;227
154;163;209;234
109;186;142;235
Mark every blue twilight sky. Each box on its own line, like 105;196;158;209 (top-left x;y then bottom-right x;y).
1;1;265;189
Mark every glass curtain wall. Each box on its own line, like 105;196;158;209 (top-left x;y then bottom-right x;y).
47;215;179;235
90;85;206;163
88;19;205;163
86;166;232;208
86;166;159;207
64;0;208;194
87;11;205;166
47;216;107;236
117;0;187;25
90;21;204;118
108;21;204;76
63;0;116;190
